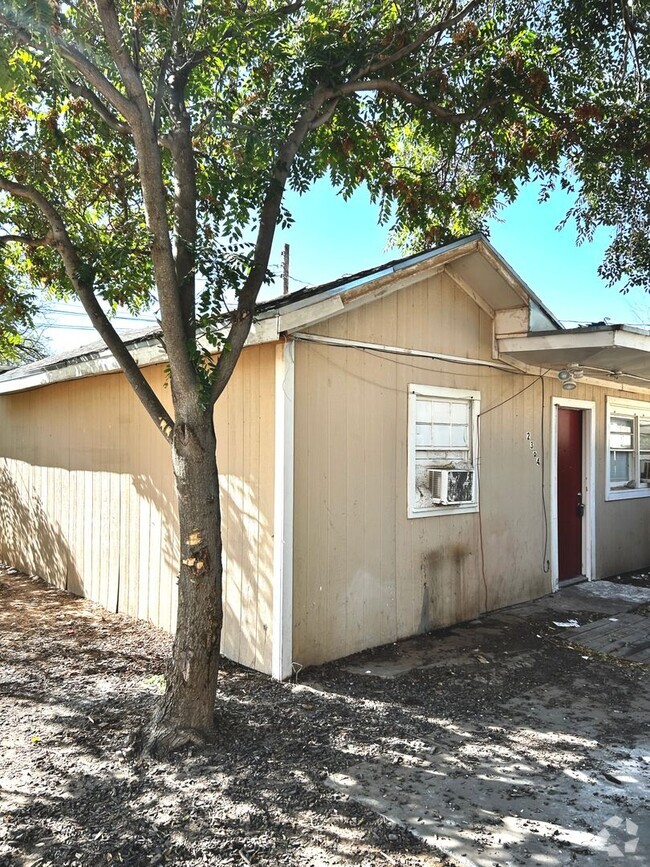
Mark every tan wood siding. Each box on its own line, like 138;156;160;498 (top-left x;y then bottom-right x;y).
292;271;650;667
216;343;276;674
0;345;276;674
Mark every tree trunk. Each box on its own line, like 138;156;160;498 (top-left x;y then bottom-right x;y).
146;407;223;754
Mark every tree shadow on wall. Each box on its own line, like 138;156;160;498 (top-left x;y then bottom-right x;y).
0;464;80;595
219;473;274;672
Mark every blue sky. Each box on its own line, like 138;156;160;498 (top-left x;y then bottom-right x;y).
45;177;650;353
265;178;650;328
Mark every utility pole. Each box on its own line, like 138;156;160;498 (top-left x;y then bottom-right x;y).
282;244;290;296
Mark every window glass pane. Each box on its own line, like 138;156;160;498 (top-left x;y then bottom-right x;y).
416;399;432;423
450;402;468;424
610;416;633;432
640;457;650;484
432;423;451;447
432;401;451;423
640;422;650;450
416;423;432;446
610;416;633;450
610;433;633;449
610;451;631;484
450;424;468;447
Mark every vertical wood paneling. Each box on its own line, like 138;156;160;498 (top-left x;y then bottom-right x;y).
0;349;273;669
291;271;650;668
0;369;175;633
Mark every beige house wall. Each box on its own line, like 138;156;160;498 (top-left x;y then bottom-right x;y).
291;270;650;667
0;343;277;674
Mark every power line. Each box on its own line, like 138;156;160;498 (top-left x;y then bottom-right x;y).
43;322;156;331
44;308;156;322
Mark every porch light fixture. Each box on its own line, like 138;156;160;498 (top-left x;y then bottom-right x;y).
568;364;584;379
557;367;582;391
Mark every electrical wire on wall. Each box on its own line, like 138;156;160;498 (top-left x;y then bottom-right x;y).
475;371;551;612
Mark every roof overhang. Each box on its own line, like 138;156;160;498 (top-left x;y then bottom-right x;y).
498;326;650;389
251;234;561;340
0;233;563;395
0;335;166;395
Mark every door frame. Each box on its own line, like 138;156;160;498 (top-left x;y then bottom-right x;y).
550;397;596;591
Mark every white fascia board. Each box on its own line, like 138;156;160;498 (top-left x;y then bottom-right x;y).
498;331;618;354
245;315;280;345
277;295;345;333
499;328;650;357
339;267;444;315
613;328;650;351
0;343;167;395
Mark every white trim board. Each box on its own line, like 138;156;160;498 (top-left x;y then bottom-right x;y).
272;341;295;680
0;343;167;394
549;397;596;591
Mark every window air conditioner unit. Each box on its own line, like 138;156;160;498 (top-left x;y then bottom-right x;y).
428;469;474;505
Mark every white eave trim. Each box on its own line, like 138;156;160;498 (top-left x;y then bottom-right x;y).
0;343;167;395
498;328;650;355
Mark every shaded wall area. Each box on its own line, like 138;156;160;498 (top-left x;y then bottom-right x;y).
0;343;277;674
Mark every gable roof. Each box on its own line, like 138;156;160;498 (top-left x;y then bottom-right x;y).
250;233;562;341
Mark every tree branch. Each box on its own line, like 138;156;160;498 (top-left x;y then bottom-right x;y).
66;79;130;134
337;79;497;124
308;96;341;130
94;0;198;399
0;233;50;248
273;1;303;15
208;87;331;404
0;9;135;124
354;0;481;79
0;175;175;441
167;102;197;342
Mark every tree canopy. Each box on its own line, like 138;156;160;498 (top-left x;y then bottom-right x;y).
0;1;647;364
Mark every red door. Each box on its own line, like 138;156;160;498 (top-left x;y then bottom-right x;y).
557;408;583;582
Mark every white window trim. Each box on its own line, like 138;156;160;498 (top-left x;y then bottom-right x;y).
606;396;650;501
407;384;480;518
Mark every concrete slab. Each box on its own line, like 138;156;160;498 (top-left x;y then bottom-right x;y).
507;581;650;618
328;681;650;866
564;613;650;663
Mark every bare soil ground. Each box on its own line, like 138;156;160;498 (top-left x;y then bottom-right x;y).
0;568;648;867
0;570;444;867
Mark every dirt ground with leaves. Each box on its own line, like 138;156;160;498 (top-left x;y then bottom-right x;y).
0;567;648;867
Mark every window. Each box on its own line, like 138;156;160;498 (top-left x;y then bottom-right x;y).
606;398;650;499
408;385;480;517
